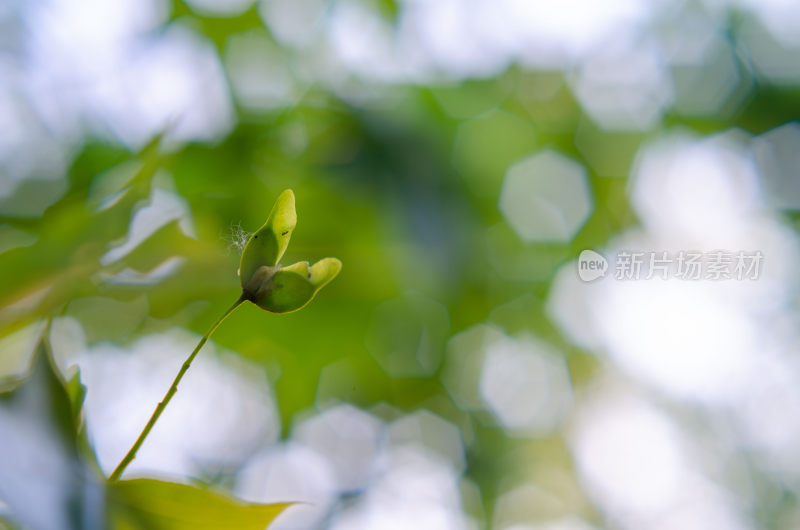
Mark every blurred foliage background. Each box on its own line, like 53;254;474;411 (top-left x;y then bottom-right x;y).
2;0;800;528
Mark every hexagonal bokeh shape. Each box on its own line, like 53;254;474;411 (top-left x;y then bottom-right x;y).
499;149;593;243
365;293;449;378
479;334;573;436
388;410;466;472
570;45;673;131
293;405;383;492
441;324;505;411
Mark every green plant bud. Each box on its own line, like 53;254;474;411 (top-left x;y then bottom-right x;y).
249;258;342;313
238;190;341;313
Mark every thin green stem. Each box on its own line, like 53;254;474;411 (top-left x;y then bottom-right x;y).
108;295;246;482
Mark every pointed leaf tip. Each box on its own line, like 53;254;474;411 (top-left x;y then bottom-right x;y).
239;189;298;288
270;190;296;237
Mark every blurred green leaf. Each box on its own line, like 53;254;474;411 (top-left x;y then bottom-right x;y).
109;479;291;530
0;325;105;530
0;136;166;340
65;368;87;427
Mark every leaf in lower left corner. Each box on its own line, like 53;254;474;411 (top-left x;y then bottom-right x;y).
108;478;293;530
0;333;105;530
